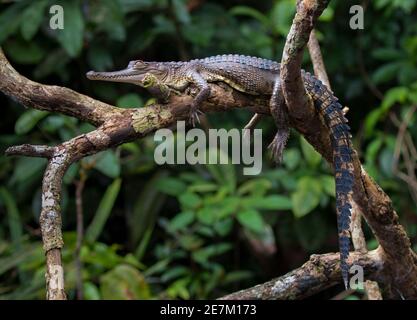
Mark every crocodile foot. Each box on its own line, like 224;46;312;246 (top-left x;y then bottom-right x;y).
268;130;290;164
188;107;203;127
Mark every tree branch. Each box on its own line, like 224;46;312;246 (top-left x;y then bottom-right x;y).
307;29;331;90
0;47;272;299
220;250;383;300
307;22;381;300
279;0;417;299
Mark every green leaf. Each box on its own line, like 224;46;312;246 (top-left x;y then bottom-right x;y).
179;192;202;210
236;209;265;233
178;234;203;251
55;1;85;57
85;178;122;243
379;147;394;177
271;0;296;36
365;87;410;136
20;0;48;40
371;62;402;84
230;6;270;28
291;177;322;218
192;243;232;265
100;264;150;300
90;0;126;41
84;281;101;300
0;244;39;276
381;87;409;110
143;259;171;277
0;2;25;44
320;175;336;197
365;138;383;165
161;266;189;283
319;7;334;22
364;109;384;138
116;93;143;108
172;0;191;24
188;182;218;193
169;211;194;231
131;171;168;255
0;188;23;244
10;157;46;185
300;136;322;167
15;110;49;135
94;150;121;178
155;177;187;196
283;148;301;170
213;218;233;236
166;277;191;299
204;147;236;193
242;195;292;211
217;197;240;218
197;207;215;225
372;48;403;61
237;178;272;196
4;39;45;65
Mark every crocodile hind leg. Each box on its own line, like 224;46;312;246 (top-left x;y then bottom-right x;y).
268;78;290;164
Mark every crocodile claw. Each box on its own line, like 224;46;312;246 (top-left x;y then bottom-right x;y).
188;107;203;127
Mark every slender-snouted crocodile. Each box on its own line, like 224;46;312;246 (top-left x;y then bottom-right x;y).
87;54;354;288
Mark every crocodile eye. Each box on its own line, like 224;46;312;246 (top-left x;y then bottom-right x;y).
132;60;147;69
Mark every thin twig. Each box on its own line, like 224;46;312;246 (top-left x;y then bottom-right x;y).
307;30;331;90
391;106;417;204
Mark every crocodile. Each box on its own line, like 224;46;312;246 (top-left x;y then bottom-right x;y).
86;54;354;288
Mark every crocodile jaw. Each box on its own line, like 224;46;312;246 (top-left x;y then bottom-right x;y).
86;67;145;85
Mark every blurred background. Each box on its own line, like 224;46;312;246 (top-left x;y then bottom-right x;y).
0;0;416;300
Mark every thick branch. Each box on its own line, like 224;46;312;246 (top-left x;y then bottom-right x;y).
280;0;417;299
0;50;124;126
1;47;272;299
220;250;383;300
307;23;381;300
5;144;55;158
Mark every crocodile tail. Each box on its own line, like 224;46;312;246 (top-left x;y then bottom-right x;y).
303;72;354;289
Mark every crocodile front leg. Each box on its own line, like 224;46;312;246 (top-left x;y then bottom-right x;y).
187;71;211;127
268;78;290;164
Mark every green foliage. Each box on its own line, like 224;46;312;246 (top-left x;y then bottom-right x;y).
100;264;151;300
85;178;122;243
1;0;416;300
